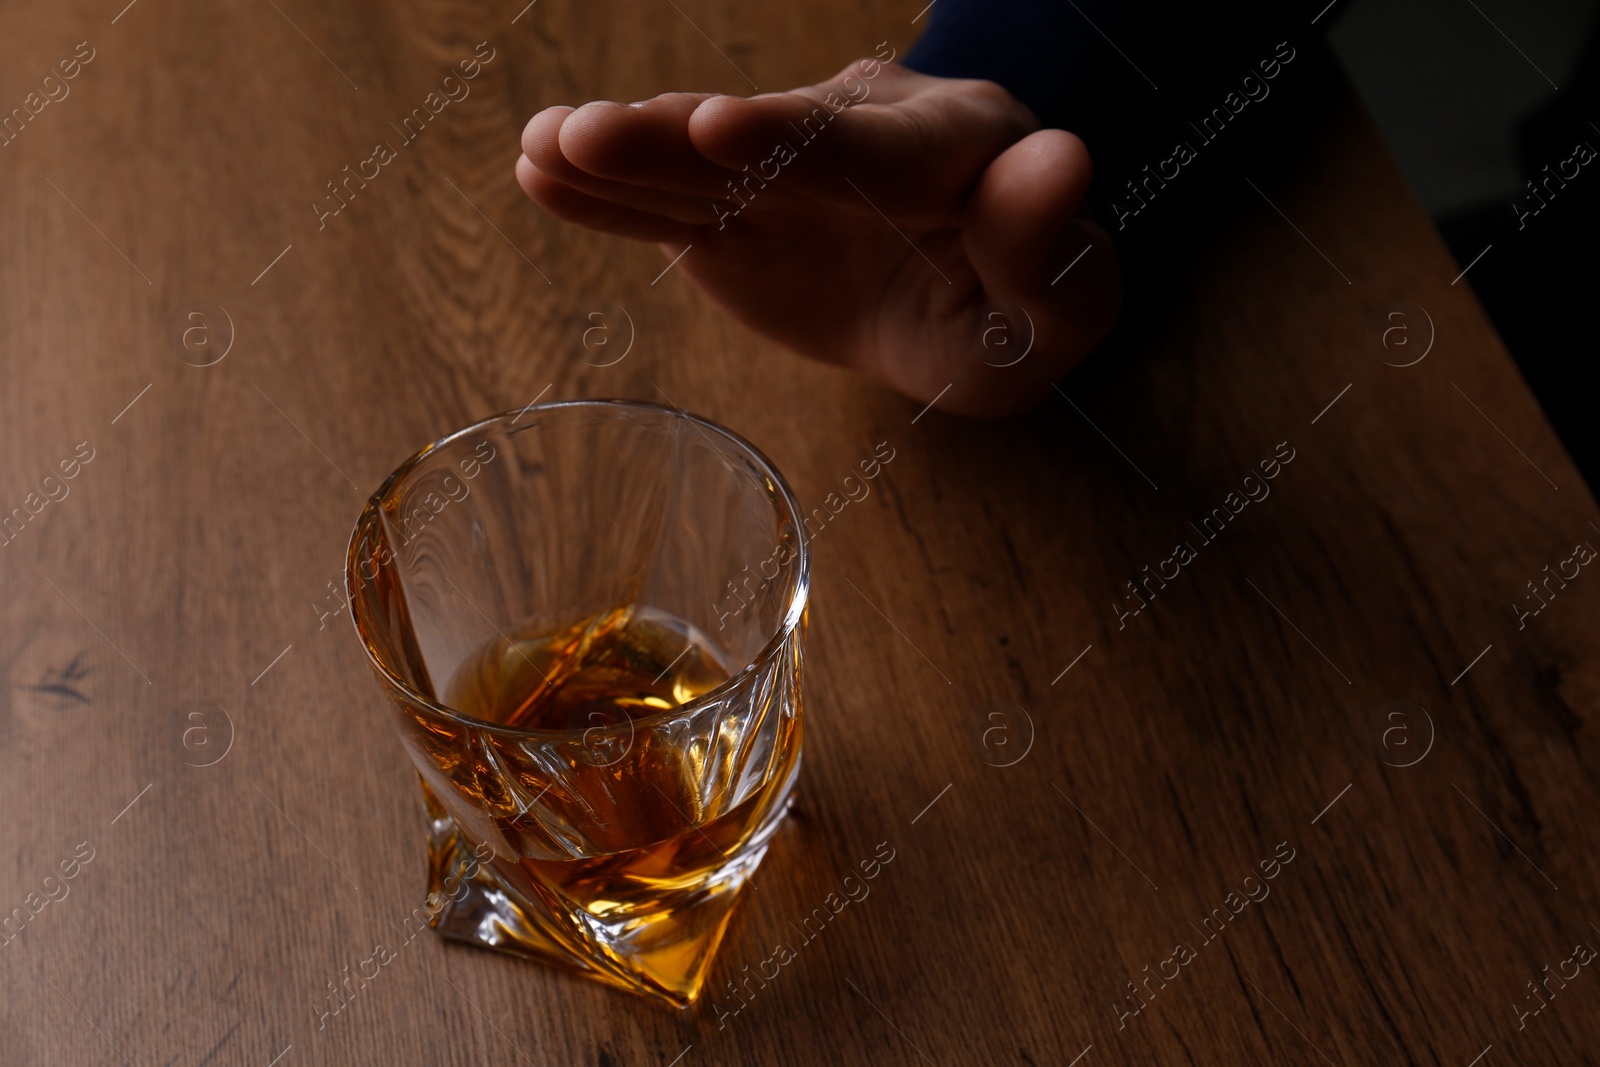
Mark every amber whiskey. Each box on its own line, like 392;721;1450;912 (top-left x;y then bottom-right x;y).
403;605;800;1004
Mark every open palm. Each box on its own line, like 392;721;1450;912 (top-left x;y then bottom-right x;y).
517;60;1121;415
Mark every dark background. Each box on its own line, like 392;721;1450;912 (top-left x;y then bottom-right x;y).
1333;0;1600;485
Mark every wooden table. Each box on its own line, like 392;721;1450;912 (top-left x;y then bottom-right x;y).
4;2;1597;1064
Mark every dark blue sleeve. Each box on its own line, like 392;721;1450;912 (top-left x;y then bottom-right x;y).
902;0;1336;245
903;0;1139;133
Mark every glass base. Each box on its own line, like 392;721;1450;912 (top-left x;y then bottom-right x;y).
417;779;789;1008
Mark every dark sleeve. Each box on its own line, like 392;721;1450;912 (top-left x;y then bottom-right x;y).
904;0;1340;250
902;0;1131;134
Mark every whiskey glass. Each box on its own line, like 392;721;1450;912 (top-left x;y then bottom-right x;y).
346;400;808;1008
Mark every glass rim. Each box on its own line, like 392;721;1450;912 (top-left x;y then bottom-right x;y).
345;398;811;740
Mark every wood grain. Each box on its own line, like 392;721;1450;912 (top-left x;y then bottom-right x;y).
3;1;1598;1065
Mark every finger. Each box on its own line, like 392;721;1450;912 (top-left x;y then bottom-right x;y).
551;95;743;197
686;75;1033;216
515;155;699;245
521;104;730;224
520;104;574;162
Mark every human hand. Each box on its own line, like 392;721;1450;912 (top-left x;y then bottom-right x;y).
516;57;1121;415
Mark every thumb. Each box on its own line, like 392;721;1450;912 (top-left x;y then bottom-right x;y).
962;129;1122;393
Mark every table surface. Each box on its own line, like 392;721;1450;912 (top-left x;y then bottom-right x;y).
4;2;1598;1065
